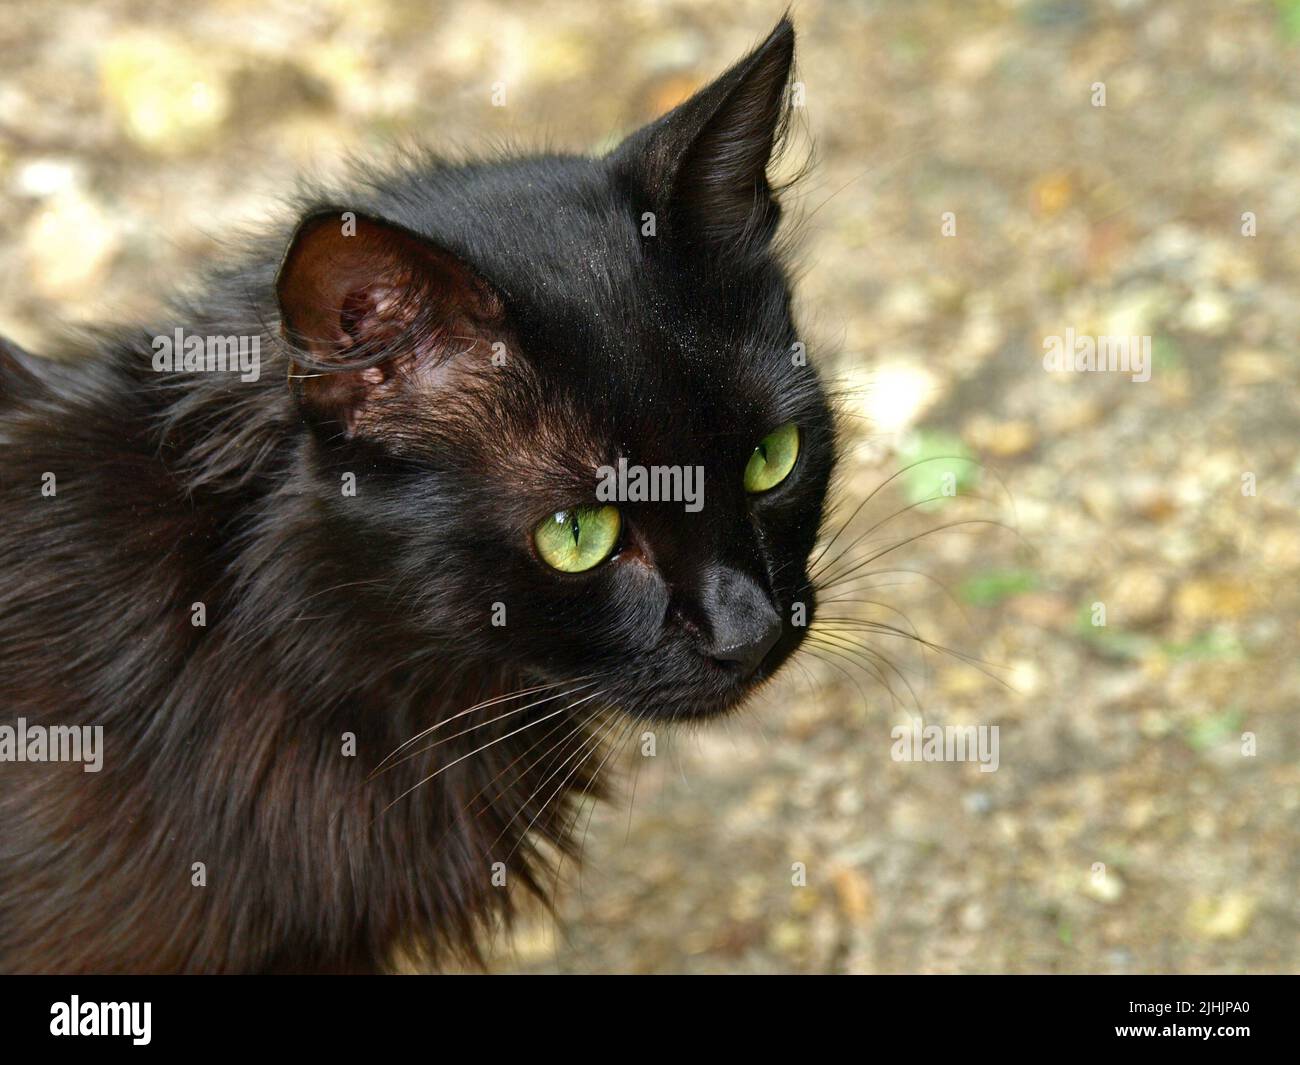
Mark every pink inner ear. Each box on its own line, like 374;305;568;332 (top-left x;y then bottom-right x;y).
339;286;386;344
275;210;509;437
277;212;502;364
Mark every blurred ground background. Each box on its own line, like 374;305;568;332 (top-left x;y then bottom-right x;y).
1;0;1297;973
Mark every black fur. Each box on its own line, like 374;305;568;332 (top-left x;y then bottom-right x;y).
0;18;835;972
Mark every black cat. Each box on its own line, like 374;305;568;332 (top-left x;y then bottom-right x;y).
0;17;836;972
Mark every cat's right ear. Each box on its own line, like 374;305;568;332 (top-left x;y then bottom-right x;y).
275;210;504;436
611;17;797;253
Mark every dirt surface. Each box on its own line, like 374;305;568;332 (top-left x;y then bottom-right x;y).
1;0;1296;973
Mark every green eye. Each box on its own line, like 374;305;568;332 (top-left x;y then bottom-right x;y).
743;422;800;493
534;505;622;573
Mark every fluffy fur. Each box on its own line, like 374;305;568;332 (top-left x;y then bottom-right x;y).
0;18;835;972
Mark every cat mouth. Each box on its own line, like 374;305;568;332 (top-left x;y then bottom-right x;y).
634;622;809;721
755;621;808;679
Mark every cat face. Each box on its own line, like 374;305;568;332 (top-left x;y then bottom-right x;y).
276;19;834;720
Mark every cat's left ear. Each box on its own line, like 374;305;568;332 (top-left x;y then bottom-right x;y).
612;17;796;250
275;210;505;436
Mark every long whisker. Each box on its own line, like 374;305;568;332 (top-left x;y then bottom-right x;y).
495;708;624;865
816;618;1015;689
815;518;1015;591
369;679;605;781
369;674;605;778
816;565;973;625
810;629;924;713
815;602;933;685
470;697;610;827
464;703;602;821
804;454;982;576
811;490;998;587
799;641;878;714
380;689;608;814
553;715;639;903
481;700;614;845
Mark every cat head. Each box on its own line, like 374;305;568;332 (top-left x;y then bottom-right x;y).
275;18;835;721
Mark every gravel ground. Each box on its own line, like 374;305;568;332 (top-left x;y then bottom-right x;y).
1;0;1296;973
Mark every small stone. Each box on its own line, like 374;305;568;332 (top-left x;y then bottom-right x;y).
1224;349;1283;386
851;357;943;437
1008;659;1042;695
964;415;1038;458
1103;286;1169;338
1260;528;1300;572
100;33;230;153
1103;567;1169;628
1124;795;1156;830
1120;476;1178;522
1008;592;1072;628
889;797;934;839
12;157;81;198
25;190;121;301
768;919;807;955
940;666;988;697
1138;709;1173;739
1080;482;1119;522
880;283;932;325
1179;289;1233;335
1175;579;1254;622
790;885;820;916
947;30;1005;81
957;309;1004;363
1084;869;1124;903
1186;894;1257;940
1032;172;1073;216
831;866;874;922
960;900;988;931
527;30;595;82
1042;397;1102;434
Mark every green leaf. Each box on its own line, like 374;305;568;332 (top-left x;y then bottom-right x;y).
1074;605;1152;660
1278;0;1300;40
1161;630;1244;662
1184;708;1245;752
959;569;1041;607
898;430;980;509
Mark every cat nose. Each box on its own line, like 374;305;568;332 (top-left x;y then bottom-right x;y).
697;565;783;679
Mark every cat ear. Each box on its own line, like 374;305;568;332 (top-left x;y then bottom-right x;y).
275;210;504;436
613;17;796;250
